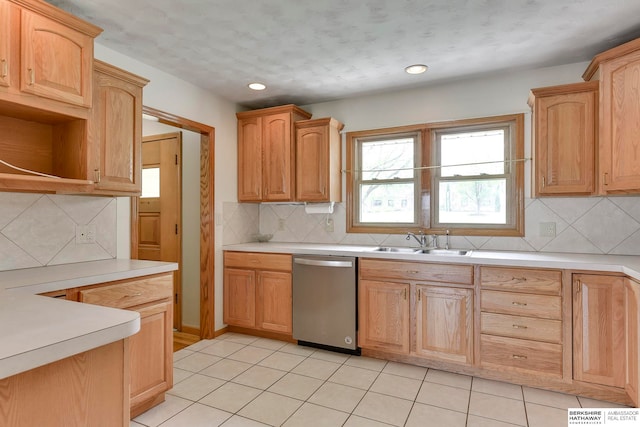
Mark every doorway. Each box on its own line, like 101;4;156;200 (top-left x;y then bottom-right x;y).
131;106;215;339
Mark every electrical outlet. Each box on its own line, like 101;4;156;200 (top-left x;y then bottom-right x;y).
278;218;286;231
325;217;334;232
76;224;96;244
539;222;556;237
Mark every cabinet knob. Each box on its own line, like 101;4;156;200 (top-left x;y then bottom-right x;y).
541;176;545;188
603;173;609;186
512;354;527;360
511;301;527;307
28;68;34;85
512;324;527;329
1;59;6;78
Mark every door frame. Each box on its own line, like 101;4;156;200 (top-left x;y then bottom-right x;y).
131;106;216;339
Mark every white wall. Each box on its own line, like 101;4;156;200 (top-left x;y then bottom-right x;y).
95;44;238;331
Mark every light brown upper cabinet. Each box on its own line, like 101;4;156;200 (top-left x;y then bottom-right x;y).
237;105;311;202
0;0;101;114
88;60;148;195
584;38;640;194
295;117;343;202
529;82;598;196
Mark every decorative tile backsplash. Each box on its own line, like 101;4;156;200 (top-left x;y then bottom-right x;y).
0;193;117;271
222;196;640;255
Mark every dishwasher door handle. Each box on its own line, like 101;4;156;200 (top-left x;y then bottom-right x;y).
294;258;353;268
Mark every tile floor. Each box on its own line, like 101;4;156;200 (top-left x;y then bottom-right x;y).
131;333;630;427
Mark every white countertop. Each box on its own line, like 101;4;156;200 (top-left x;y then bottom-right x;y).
223;242;640;281
0;259;179;379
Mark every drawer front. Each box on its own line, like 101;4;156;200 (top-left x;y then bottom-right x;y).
481;312;562;343
80;273;173;309
480;266;561;295
481;290;562;320
224;251;292;272
360;258;473;285
481;334;562;376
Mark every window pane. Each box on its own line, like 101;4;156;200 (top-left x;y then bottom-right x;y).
438;179;506;224
360;183;414;223
362;137;414;180
440;130;505;177
141;167;160;198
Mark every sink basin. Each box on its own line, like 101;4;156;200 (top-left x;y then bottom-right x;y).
414;249;471;256
371;247;419;253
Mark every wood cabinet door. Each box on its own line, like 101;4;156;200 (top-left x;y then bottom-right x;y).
223;268;256;328
20;9;93;107
573;274;625;387
415;285;473;365
600;50;640;193
130;300;173;412
626;279;639;406
296;124;328;201
358;279;410;354
262;112;293;201
237;116;263;201
90;62;144;193
0;0;10;88
535;90;596;195
257;270;292;333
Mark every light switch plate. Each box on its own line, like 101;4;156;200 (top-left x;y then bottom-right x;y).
76;224;96;244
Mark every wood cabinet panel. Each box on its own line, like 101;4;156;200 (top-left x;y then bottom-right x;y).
79;274;172;309
481;290;561;320
573;274;625;387
626;278;639;406
20;8;94;107
599;47;640;193
360;258;473;285
531;82;597;196
263;112;293;201
224;251;292;271
358;279;410;354
295;117;343;202
0;340;128;427
480;266;561;295
415;286;473;364
481;334;562;376
0;1;10;89
130;301;172;412
481;312;562;344
223;268;256;328
89;60;147;194
237;116;262;201
257;270;292;333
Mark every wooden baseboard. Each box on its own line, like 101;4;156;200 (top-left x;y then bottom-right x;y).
214;326;229;337
227;326;296;343
180;325;200;337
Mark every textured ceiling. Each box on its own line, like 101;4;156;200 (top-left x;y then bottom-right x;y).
48;0;640;109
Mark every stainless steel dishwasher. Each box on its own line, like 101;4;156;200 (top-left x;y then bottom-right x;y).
292;254;358;353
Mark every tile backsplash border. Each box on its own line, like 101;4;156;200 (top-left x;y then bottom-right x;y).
219;196;640;256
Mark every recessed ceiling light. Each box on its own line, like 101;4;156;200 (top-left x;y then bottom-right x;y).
405;64;428;74
248;82;266;91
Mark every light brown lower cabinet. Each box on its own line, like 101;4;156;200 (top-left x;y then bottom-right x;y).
223;251;293;335
73;273;174;418
358;279;411;354
0;340;129;427
625;278;639;406
573;274;625;388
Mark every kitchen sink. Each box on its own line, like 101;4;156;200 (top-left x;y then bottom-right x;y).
371;247;471;256
371;246;418;253
414;248;471;256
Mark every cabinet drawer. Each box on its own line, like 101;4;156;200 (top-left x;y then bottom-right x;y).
481;334;562;376
481;290;562;319
481;312;562;343
79;274;173;309
480;267;561;295
360;259;473;285
224;251;292;272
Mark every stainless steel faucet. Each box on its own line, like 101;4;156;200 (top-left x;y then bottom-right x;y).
406;231;428;248
445;229;450;250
